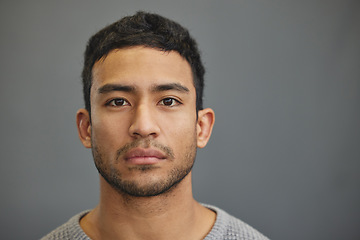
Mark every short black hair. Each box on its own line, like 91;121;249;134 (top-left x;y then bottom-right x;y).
82;11;205;114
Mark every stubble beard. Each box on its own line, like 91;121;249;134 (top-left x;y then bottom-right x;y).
91;138;197;198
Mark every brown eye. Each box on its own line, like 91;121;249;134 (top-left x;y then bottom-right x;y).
160;98;181;107
163;98;174;106
107;98;129;107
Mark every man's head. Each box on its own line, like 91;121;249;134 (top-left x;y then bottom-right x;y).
82;11;205;114
76;12;214;198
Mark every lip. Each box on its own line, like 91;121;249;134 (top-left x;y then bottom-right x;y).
124;148;167;165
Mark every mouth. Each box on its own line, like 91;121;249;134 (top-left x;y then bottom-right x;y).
124;148;167;165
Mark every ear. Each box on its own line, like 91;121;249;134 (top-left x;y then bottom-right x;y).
76;108;92;148
196;108;215;148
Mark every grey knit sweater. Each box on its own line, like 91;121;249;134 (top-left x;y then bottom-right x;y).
41;204;269;240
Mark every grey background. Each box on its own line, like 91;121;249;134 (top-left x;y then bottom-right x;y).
1;1;359;239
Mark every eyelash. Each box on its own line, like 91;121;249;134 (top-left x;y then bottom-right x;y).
159;97;182;107
105;98;130;107
105;97;182;108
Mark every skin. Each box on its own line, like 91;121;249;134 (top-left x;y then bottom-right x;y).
76;46;215;240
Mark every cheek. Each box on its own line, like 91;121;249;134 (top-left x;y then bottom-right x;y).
162;113;197;144
91;114;130;149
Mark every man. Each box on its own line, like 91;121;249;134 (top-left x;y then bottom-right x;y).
42;11;269;240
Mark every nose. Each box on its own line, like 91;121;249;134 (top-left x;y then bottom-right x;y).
129;104;160;138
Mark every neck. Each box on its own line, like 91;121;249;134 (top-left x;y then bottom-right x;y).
80;172;216;240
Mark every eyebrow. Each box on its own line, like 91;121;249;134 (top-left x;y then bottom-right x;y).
97;83;190;94
151;83;190;93
98;84;135;94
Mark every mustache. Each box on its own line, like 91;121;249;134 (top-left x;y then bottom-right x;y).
116;139;175;161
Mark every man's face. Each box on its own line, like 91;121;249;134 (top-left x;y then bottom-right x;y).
85;47;200;197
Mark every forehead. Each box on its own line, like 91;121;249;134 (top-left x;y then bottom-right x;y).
91;47;194;92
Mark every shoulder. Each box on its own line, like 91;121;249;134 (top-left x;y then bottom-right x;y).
203;204;270;240
41;211;90;240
